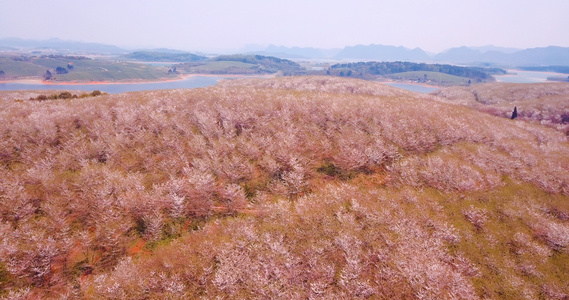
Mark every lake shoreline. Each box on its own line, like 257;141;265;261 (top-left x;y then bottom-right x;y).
0;74;277;94
0;73;273;86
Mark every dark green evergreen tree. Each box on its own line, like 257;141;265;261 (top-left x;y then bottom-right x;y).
56;67;68;74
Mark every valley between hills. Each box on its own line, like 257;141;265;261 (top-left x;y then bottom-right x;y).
1;76;569;298
2;41;569;88
0;52;503;87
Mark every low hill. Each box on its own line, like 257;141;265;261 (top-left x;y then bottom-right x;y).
0;54;176;82
327;61;504;85
122;51;207;62
178;54;306;75
0;77;568;298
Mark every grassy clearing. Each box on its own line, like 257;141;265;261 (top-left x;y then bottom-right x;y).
54;61;171;81
386;71;472;85
0;57;46;77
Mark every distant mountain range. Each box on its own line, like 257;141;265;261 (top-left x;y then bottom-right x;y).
0;38;126;54
2;38;569;67
467;45;521;54
251;44;569;66
434;46;569;66
251;45;342;59
245;44;431;61
334;44;430;61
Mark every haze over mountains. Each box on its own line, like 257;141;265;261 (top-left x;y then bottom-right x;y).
0;38;124;54
2;37;569;67
434;46;569;66
254;44;569;66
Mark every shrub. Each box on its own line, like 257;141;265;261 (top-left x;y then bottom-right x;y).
58;92;73;99
462;205;489;231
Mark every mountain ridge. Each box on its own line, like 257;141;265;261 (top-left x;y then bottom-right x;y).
435;45;569;66
2;38;569;66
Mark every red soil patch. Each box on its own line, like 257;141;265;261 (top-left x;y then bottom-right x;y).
127;238;149;256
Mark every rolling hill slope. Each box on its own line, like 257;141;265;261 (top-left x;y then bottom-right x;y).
0;54;175;82
0;77;568;298
434;82;569;135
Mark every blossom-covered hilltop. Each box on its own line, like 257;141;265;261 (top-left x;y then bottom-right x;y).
1;77;568;298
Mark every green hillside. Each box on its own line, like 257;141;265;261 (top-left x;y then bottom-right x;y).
178;54;306;75
0;54;175;82
0;56;47;77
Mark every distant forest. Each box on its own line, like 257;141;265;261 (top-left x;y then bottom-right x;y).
328;61;506;82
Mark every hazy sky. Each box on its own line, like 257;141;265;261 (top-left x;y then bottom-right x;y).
1;0;568;53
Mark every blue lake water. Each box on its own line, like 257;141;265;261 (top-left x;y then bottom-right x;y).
2;71;560;95
384;83;439;94
0;76;221;94
2;75;440;94
494;70;568;83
